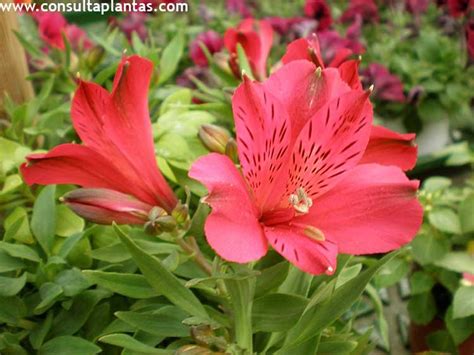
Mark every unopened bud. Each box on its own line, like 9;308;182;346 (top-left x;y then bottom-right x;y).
86;46;105;68
62;188;152;225
148;206;167;221
156;215;177;232
225;138;238;162
172;202;189;225
199;124;231;154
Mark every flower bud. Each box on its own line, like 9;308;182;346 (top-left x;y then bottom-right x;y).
225;138;238;162
61;188;152;225
172;202;189;225
86;46;105;69
198;124;231;154
145;206;177;235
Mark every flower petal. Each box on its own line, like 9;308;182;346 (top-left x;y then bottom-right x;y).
281;37;325;67
232;77;292;211
264;62;350;141
108;55;177;210
264;225;338;275
284;89;373;202
189;153;268;263
20;144;146;199
360;125;418;171
298;163;423;254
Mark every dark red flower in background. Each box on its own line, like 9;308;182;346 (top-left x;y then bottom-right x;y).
304;0;332;31
405;0;430;14
466;21;474;60
447;0;473;17
226;0;252;17
110;13;148;41
341;0;379;23
361;63;406;102
189;31;224;67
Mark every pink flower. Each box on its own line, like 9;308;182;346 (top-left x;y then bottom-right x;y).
405;0;430;14
189;31;224;67
341;0;379;23
31;12;92;51
303;0;332;31
21;56;177;216
447;0;472;17
224;18;274;80
189;61;423;275
361;63;406;102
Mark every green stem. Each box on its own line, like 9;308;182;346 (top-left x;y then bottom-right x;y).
225;275;256;354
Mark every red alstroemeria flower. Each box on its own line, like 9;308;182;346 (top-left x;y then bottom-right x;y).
21;55;178;218
341;0;379;24
224;18;274;81
190;61;423;275
31;12;92;51
282;36;416;171
190;31;224;67
303;0;332;31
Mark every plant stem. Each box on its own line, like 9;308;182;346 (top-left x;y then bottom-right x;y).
176;236;213;276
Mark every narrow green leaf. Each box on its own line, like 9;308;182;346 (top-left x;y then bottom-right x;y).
99;333;172;354
114;225;207;318
55;205;84;237
31;186;57;254
39;336;101;355
236;43;254;80
115;306;189;337
255;261;289;298
283;251;398;348
460;194;474;233
253;293;308;332
83;270;160;299
158;31;185;84
434;252;474;273
408;292;437;325
318;340;358;353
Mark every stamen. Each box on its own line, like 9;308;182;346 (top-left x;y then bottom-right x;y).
289;187;313;214
303;226;325;241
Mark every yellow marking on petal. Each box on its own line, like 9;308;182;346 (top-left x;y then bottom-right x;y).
303;226;325;242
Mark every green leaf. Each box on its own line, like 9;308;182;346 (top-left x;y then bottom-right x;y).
236;43;254;80
0;137;30;175
282;251;398;349
54;269;91;297
115;225;207;318
29;311;53;350
336;263;362;288
252;293;308;332
428;208;461;234
422;177;451;192
31;186;57;254
99;333;172;354
445;306;474;345
410;271;435;295
318;339;358;353
50;289;111;336
255;261;289;298
0;273;27;296
460;194;474;234
411;233;449;265
4;207;34;244
426;330;456;354
158;31;185;85
434;252;474;273
453;286;474;319
35;282;63;315
39;336;101;355
55;205;84;237
374;256;410;288
83;270;160;299
0;250;25;272
159;88;192;115
0;241;40;262
115;306;189;337
408;292;437;325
